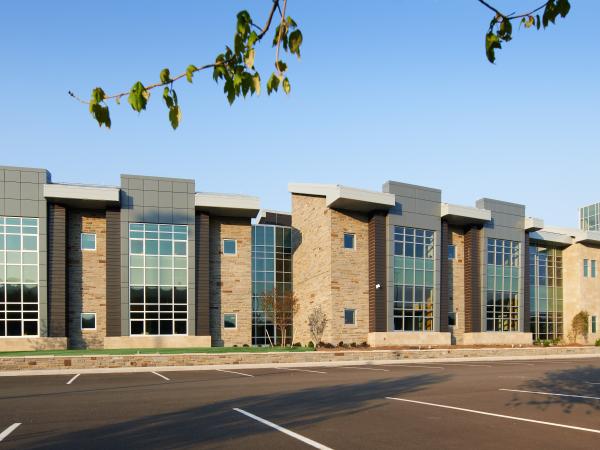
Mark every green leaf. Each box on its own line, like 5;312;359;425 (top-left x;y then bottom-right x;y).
536;14;541;30
248;31;258;48
241;73;251;97
160;68;171;84
557;0;571;17
128;81;149;112
288;30;303;58
245;48;255;69
163;87;174;108
283;77;290;95
224;77;235;105
498;18;512;41
186;65;197;83
168;105;181;130
90;103;111;128
485;32;501;64
275;60;287;73
234;33;244;54
91;87;106;104
252;73;261;96
267;73;280;95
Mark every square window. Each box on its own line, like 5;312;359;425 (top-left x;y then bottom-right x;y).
343;233;355;249
81;233;96;251
223;313;237;329
344;308;356;325
81;313;96;330
223;239;237;255
448;244;456;260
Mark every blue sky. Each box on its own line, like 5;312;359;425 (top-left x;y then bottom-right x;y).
1;1;598;227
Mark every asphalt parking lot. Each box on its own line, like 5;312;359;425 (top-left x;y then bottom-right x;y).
1;357;599;449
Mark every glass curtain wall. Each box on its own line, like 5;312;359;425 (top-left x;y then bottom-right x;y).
0;217;39;337
393;226;435;331
580;203;600;231
129;223;188;335
486;238;520;331
529;245;563;340
251;225;292;345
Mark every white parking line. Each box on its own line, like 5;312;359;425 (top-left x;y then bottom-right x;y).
493;362;534;366
339;366;389;372
441;363;493;368
0;423;21;442
152;371;170;381
499;388;600;401
386;397;600;434
233;408;333;450
66;374;80;385
275;367;328;374
381;364;445;370
216;369;254;378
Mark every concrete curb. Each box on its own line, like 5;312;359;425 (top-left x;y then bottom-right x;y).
1;352;599;377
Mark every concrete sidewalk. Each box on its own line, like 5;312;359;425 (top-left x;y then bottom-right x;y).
2;347;599;377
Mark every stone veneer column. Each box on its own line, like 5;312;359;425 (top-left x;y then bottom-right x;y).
464;226;481;333
105;208;121;337
47;203;67;337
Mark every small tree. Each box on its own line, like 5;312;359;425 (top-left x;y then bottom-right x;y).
571;311;590;344
308;305;328;348
260;288;299;347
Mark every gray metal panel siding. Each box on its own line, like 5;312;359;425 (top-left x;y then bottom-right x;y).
195;213;210;335
464;226;481;333
106;208;121;336
523;233;530;333
368;212;387;332
439;220;449;333
47;203;67;337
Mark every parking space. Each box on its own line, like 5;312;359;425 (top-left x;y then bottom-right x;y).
0;357;599;449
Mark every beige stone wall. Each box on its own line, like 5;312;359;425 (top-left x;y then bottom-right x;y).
563;243;600;344
103;335;211;349
209;216;252;346
330;208;370;344
68;210;107;349
291;194;332;344
449;227;465;343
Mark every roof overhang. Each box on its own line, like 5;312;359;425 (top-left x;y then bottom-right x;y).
529;230;573;246
441;203;491;226
43;183;120;208
536;226;600;246
288;183;395;213
524;217;544;231
195;192;260;218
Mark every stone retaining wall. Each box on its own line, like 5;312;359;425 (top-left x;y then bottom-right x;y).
1;346;599;372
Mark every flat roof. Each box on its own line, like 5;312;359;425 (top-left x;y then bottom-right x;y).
537;226;600;246
288;183;395;213
43;183;120;207
195;192;260;218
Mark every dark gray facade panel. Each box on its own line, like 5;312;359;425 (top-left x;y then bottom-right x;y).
439;220;449;333
195;213;210;336
106;208;121;337
523;233;530;333
464;226;481;333
259;212;292;227
47;203;67;337
369;211;387;332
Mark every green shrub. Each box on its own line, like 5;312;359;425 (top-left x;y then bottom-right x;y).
307;341;315;348
595;338;600;347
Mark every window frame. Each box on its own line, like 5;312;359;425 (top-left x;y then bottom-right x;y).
584;259;589;278
223;313;237;329
343;232;356;250
81;312;97;331
222;239;237;256
344;308;356;326
81;233;97;251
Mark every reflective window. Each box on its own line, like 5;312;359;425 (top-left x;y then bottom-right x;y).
529;245;563;341
81;233;96;251
81;313;96;330
592;316;597;334
344;308;356;325
343;233;355;249
252;225;292;345
584;259;589;278
223;239;237;255
393;226;435;331
223;313;237;329
0;217;39;337
129;223;188;336
448;245;456;260
592;260;597;278
486;238;520;332
580;203;600;231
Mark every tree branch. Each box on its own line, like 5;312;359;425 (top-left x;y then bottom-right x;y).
274;0;288;76
69;0;280;104
477;0;550;19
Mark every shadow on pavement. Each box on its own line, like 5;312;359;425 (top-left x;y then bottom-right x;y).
25;372;449;449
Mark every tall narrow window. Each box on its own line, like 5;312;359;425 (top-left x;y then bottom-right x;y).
129;223;188;336
592;260;597;278
486;238;520;332
448;245;456;260
584;259;589;278
592;316;597;334
0;217;39;337
393;226;435;331
343;233;355;249
529;245;563;341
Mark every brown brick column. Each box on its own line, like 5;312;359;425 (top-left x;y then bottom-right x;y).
523;233;530;333
105;208;121;337
195;213;210;336
368;211;387;332
439;220;449;332
47;203;67;337
464;226;481;333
